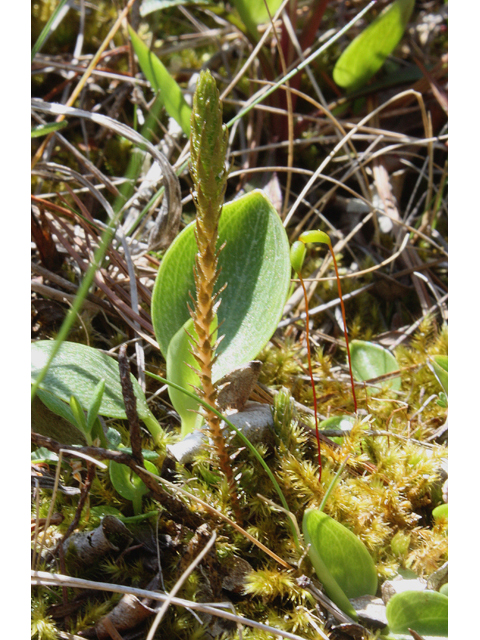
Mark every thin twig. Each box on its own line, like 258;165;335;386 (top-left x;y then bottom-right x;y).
147;471;293;569
59;462;96;549
119;344;143;466
30;432;204;530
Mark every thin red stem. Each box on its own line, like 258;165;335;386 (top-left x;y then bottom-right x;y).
298;272;322;482
328;247;358;414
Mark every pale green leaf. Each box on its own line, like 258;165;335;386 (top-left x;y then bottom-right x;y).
166;317;214;436
69;395;89;439
151;190;291;433
350;340;401;394
303;509;378;619
432;503;448;521
31;341;162;442
386;590;448;636
333;0;415;91
37;389;79;432
86;379;106;433
109;460;157;515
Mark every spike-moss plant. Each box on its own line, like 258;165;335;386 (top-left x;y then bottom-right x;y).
187;70;241;519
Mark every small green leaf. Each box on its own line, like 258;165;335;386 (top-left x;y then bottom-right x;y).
349;340;401;394
303;509;377;619
430;355;448;396
128;25;191;135
333;0;415;91
109;460;157;515
117;447;160;462
386;590;448;636
390;531;411;556
152;190;291;434
436;392;448;408
31;341;163;443
89;505;123;520
69;396;89;441
232;0;283;25
439;583;448;597
86;379;105;434
106;427;123;448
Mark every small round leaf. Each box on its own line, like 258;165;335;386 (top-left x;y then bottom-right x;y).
349;340;401;394
303;509;377;618
386;590;448;636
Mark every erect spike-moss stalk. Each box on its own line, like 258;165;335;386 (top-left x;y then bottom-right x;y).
189;70;242;522
190;70;229;234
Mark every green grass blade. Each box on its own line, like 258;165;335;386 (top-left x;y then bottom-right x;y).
128;25;191;135
31;0;69;62
31;121;68;138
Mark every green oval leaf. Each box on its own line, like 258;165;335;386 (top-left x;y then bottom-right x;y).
109;460;157;515
303;509;377;619
233;0;283;25
350;340;401;394
152;190;291;431
31;341;162;441
333;0;415;91
386;590;448;636
128;25;191;135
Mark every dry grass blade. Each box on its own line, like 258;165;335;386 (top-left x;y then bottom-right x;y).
148;471;293;570
32;572;308;640
146;531;217;638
